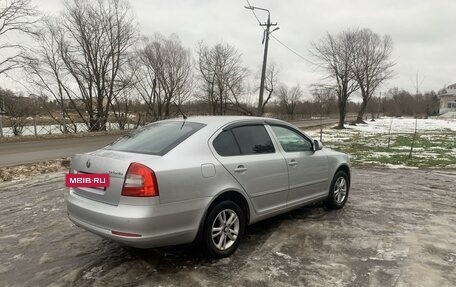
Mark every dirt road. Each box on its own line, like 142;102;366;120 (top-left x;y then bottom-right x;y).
0;168;455;286
0;135;121;168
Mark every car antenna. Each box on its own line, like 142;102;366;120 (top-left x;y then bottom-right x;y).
173;101;187;129
173;101;187;120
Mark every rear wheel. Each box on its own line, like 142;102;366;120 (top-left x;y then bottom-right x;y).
325;171;349;209
203;201;245;258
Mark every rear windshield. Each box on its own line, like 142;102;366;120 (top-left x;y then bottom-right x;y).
106;121;205;155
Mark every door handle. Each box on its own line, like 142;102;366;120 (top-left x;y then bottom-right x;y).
288;159;298;167
234;165;247;173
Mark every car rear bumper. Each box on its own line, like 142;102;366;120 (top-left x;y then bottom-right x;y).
66;189;210;248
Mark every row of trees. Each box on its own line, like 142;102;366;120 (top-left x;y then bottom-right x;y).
1;84;439;121
2;0;267;131
22;0;137;131
1;0;400;133
310;28;394;128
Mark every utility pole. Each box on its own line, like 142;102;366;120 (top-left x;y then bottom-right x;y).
245;5;279;116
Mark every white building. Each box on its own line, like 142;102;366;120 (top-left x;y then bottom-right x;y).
439;83;456;114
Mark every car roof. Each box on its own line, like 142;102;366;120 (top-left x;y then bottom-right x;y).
165;115;289;128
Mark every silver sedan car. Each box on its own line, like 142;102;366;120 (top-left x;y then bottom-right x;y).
66;116;351;257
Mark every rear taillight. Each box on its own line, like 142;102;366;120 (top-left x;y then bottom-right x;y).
121;162;159;197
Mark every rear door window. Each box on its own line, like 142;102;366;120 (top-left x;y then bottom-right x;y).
231;125;275;155
106;121;205;155
213;130;241;156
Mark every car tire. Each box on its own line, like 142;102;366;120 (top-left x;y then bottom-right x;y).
203;201;245;258
325;170;349;209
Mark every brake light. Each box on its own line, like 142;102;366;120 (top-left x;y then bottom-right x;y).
121;162;159;197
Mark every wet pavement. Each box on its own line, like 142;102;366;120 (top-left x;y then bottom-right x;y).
0;168;455;286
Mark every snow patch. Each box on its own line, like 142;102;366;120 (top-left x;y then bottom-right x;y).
382;164;419;170
82;266;104;280
274;251;292;260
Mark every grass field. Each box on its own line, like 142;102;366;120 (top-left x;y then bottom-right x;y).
308;117;456;169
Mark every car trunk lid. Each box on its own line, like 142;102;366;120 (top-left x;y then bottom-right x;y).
70;149;159;206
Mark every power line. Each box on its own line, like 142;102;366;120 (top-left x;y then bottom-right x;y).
269;34;315;65
245;0;262;25
244;0;314;65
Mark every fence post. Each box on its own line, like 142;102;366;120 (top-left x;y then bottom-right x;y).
34;118;37;136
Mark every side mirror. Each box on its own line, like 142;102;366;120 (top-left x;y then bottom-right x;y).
313;139;323;151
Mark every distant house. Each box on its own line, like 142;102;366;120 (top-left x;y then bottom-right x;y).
439;83;456;114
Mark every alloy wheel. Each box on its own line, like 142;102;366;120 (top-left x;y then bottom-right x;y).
334;177;347;204
211;209;240;251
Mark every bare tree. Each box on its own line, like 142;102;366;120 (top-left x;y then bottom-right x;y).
0;87;36;135
110;89;130;129
0;0;38;75
127;48;160;122
311;84;335;141
140;33;192;118
278;84;302;120
261;62;279;115
311;84;335;115
311;30;359;128
197;41;252;115
23;17;79;133
110;52;138;129
351;28;394;123
56;0;137;131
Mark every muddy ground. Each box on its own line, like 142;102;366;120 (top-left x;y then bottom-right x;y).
0;168;455;287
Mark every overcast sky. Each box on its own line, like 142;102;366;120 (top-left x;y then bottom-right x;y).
3;0;456;99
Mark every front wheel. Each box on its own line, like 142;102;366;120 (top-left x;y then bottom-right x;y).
325;171;349;209
203;201;245;258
